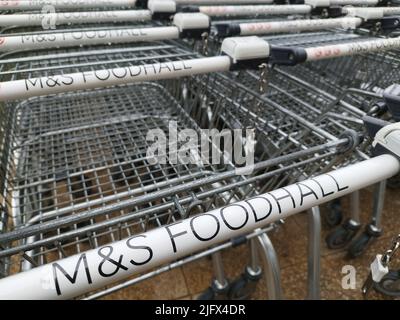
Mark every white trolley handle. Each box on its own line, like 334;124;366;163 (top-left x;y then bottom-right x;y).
3;35;400;100
269;36;400;65
0;10;152;27
195;1;387;18
4;2;382;29
0;13;210;52
197;0;385;17
382;7;400;16
343;7;400;18
0;17;352;53
305;37;400;61
0;56;232;102
329;0;379;5
175;0;275;3
0;36;272;101
0;153;397;299
0;0;137;10
290;0;380;5
0;27;180;52
237;17;363;36
198;4;313;17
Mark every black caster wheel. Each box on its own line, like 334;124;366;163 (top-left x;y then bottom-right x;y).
197;281;230;300
374;270;400;297
347;224;382;258
325;199;343;228
325;219;361;249
228;268;262;300
197;287;217;300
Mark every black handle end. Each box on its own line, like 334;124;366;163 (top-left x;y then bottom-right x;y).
214;23;241;38
269;46;307;66
384;84;400;121
179;5;200;13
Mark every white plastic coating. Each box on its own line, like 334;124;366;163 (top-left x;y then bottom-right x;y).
343;7;384;20
304;0;330;8
0;0;136;10
0;26;179;51
172;13;210;32
175;0;274;3
373;122;400;155
221;36;270;62
199;5;312;17
0;154;397;299
330;0;379;5
0;10;152;27
147;0;176;14
381;7;400;16
343;7;400;17
0;56;232;101
239;17;362;35
305;37;400;61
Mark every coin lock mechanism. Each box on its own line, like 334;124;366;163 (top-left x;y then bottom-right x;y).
173;13;211;39
148;0;177;20
221;36;271;70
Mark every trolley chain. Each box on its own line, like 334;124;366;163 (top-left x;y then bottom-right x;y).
258;63;270;94
381;234;400;267
370;22;382;36
362;234;400;297
201;32;209;56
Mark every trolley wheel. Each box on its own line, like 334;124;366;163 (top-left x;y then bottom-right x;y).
197;287;217;300
228;268;262;300
373;270;400;297
347;224;382;258
197;281;230;300
325;219;361;249
325;199;343;227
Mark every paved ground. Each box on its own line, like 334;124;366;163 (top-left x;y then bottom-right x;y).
101;186;400;300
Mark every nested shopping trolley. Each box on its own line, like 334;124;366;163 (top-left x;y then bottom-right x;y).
0;0;138;11
0;34;378;299
238;32;400;257
0;68;399;299
196;17;400;257
0;0;390;34
1;0;395;52
0;0;340;44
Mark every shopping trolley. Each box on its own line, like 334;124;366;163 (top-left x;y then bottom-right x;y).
253;33;400;256
0;0;396;296
0;0;316;38
176;68;371;299
0;5;396;262
0;99;399;299
198;18;400;257
2;6;399;55
0;36;372;299
169;29;400;290
1;0;389;31
1;0;395;46
0;0;286;12
0;0;138;11
0;14;328;298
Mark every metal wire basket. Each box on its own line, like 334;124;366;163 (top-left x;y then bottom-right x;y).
0;38;357;299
